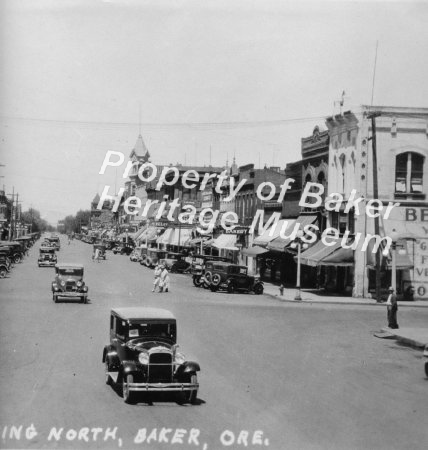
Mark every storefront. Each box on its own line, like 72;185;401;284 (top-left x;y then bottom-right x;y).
298;239;354;294
362;206;427;300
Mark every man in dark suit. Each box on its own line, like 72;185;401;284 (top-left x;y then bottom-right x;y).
386;286;399;329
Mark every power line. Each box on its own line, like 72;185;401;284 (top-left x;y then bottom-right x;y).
0;114;328;130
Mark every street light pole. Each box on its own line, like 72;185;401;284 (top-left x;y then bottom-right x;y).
295;239;302;301
291;229;307;301
389;229;399;294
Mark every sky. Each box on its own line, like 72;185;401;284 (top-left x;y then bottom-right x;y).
1;0;427;224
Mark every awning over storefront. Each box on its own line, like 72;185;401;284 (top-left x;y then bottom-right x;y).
366;238;414;270
187;236;211;246
138;226;160;243
156;227;174;245
241;245;269;257
169;227;193;247
133;225;148;241
386;253;414;270
212;234;238;251
298;240;354;267
265;214;318;252
254;219;295;247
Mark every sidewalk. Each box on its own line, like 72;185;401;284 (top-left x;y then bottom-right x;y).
263;282;428;308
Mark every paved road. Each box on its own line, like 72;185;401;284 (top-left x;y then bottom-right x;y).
1;236;427;450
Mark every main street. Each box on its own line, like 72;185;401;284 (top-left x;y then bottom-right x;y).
1;237;427;450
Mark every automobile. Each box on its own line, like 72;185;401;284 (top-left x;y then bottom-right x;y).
38;246;57;267
0;255;11;278
0;242;25;264
112;243;134;255
191;255;231;287
93;243;107;260
49;235;61;251
102;307;200;404
203;261;264;294
130;245;147;262
104;239;118;250
51;263;89;303
0;248;13;271
144;249;166;268
159;252;191;273
424;345;428;377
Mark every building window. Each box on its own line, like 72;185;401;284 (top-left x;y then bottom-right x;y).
317;171;327;201
331;210;354;235
395;152;424;194
339;154;346;194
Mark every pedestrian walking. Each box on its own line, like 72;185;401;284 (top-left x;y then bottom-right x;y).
159;265;170;293
94;247;100;263
386;286;399;329
152;264;162;292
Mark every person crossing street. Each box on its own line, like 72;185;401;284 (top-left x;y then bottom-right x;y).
152;264;162;292
159;265;170;293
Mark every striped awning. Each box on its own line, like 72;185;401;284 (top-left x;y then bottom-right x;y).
298;240;354;267
254;219;296;247
212;234;238;251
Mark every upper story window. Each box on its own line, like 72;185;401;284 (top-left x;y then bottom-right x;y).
395;152;424;197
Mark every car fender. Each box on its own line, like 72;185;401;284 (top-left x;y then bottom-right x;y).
175;361;200;377
121;360;140;376
102;345;120;366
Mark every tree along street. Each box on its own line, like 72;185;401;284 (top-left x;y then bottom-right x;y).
0;236;427;449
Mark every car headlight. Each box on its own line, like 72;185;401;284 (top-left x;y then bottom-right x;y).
77;281;82;287
138;353;149;365
60;280;65;286
174;352;185;365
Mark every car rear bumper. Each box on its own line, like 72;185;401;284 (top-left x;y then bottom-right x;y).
39;261;56;266
127;381;199;392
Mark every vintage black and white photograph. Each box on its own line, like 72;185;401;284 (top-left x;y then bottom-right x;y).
1;0;428;449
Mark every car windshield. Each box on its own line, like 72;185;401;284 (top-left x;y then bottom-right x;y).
167;254;179;260
58;268;83;276
124;322;176;341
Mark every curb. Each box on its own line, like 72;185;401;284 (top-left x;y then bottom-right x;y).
263;291;428;308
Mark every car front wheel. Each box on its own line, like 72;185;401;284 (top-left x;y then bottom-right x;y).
211;273;221;286
253;283;264;295
122;374;136;404
0;268;7;278
227;281;236;294
53;294;58;303
193;276;202;287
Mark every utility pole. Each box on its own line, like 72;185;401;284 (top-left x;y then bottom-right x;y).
367;111;382;302
7;187;15;241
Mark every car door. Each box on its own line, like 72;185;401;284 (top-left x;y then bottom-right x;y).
112;315;127;361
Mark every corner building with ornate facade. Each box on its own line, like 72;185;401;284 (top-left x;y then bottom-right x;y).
326;106;428;300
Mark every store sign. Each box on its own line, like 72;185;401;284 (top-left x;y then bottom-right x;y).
153;220;169;228
390;207;428;299
263;201;282;209
225;226;249;235
405;208;428;222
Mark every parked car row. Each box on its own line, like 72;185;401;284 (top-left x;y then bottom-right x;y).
0;233;41;278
